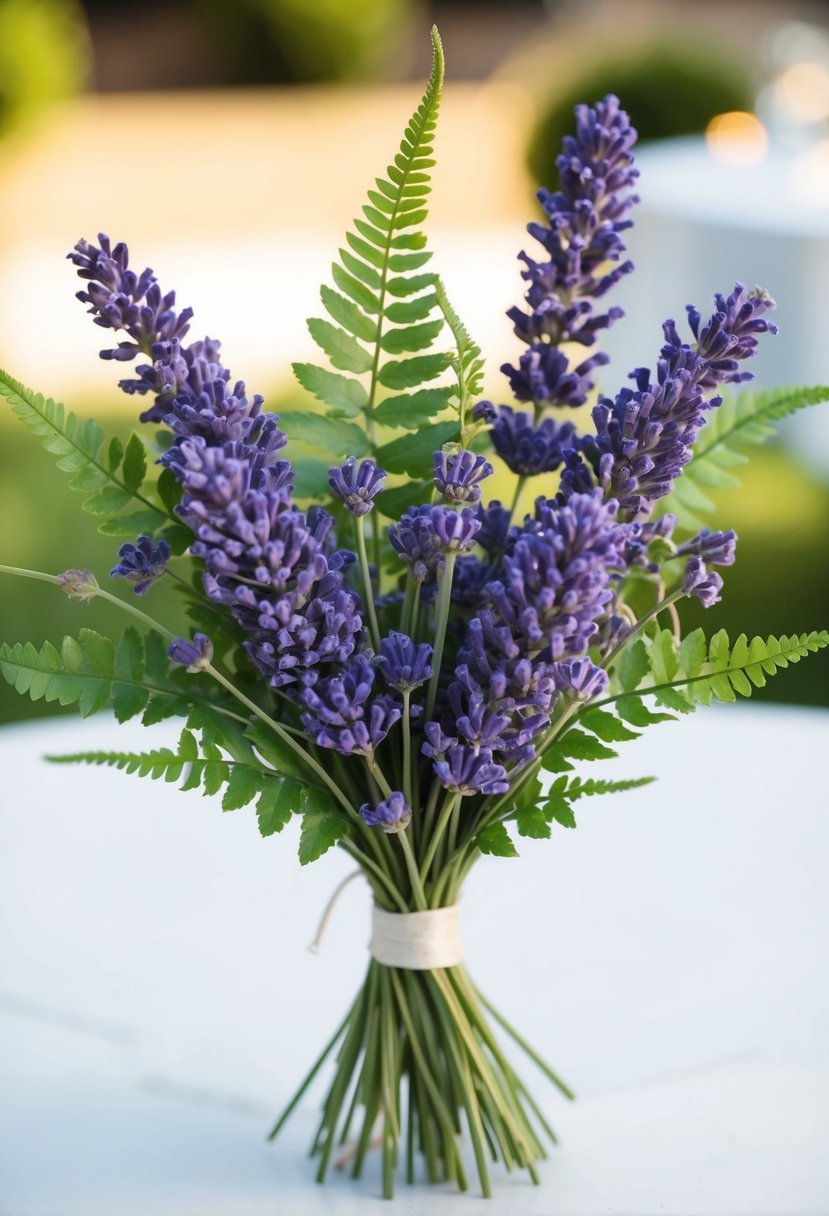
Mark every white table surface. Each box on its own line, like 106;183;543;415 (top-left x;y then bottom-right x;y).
1;704;828;1215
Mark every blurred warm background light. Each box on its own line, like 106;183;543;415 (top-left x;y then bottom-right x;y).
705;111;769;166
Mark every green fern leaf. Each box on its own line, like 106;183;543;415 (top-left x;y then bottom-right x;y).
0;370;171;536
567;776;656;799
609;629;829;707
435;277;486;441
661;385;829;530
295;28;449;463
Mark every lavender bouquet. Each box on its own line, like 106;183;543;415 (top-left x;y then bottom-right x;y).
1;29;827;1199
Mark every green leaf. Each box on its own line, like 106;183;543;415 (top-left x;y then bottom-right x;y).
292;363;368;417
222;765;263;811
245;720;309;781
112;627;148;723
307;319;373;374
0;370;168;532
122;433;147;492
380;320;443;354
610;630;829;707
386;293;438;324
543;793;577;829
292;458;331;498
514;805;551;839
615;695;676;727
301;29;446;454
378;353;451;391
617;639;649;692
319;286;376;342
376;480;431;519
279;411;371;457
372;388;452;430
660;385;829;530
98;509;167;538
477;822;519;857
579;708;640;743
555;729;617;762
257;777;304;837
298;809;351;865
568;776;656;800
435;278;486;436
376;420;457;476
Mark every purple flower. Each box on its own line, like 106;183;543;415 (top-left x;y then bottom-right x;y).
328;457;386;516
474;500;514;557
502;343;607;408
433;449;493;504
552;657;608;700
489;406;577;477
388;505;443;580
432;746;509;796
682;556;723;608
168;632;213;672
360;791;412;833
489;491;627;659
450;556;496;610
587;285;777;517
676;527;737;566
300;657;401;755
430;505;481;553
505;94;639;381
471;400;497;425
110;534;170;596
376;632;432;692
68;234;192;364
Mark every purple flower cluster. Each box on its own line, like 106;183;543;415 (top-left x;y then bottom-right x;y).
389;505;481;579
587;284;778;517
110;534;170;595
502;94;639;406
301;656;401;755
71;235;367;689
489;406;576;478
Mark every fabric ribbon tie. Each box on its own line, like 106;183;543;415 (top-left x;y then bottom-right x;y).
370;904;462;970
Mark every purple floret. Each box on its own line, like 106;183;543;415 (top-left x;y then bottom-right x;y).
110;534;170;596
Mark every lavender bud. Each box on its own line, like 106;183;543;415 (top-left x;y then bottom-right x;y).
168;632;213;672
328;457;386;516
360;791;412;834
57;569;99;603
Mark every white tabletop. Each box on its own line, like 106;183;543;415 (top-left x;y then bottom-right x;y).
1;704;828;1214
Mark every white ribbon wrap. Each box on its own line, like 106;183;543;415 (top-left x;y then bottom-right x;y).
370;904;462;970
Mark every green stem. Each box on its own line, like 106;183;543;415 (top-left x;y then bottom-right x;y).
398;827;428;910
0;564;177;640
402;689;413;807
420;792;460;885
508;474;527;521
205;663;357;818
425;552;456;721
602;588;686;672
339;839;407;913
355;515;381;652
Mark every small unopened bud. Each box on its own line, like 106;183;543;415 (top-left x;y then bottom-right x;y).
168;632;213;673
57;569;99;603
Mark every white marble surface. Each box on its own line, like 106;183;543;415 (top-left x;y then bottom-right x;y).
1;704;828;1213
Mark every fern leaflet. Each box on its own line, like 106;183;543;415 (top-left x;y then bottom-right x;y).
660;385;829;530
289;27;453;482
435;276;486;443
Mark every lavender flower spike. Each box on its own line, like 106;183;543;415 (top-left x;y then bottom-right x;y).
377;632;433;692
110;534;170;595
553;657;608;700
329;457;386;516
433;745;509;796
360;791;412;833
682;556;723;608
434;449;493;504
169;633;213;672
490;406;576;477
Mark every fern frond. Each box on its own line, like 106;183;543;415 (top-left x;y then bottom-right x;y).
611;627;829;708
289;27;453;482
0;627;231;724
661;385;829;530
434;277;486;442
0;370;184;545
567;776;656;799
47;727;324;835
